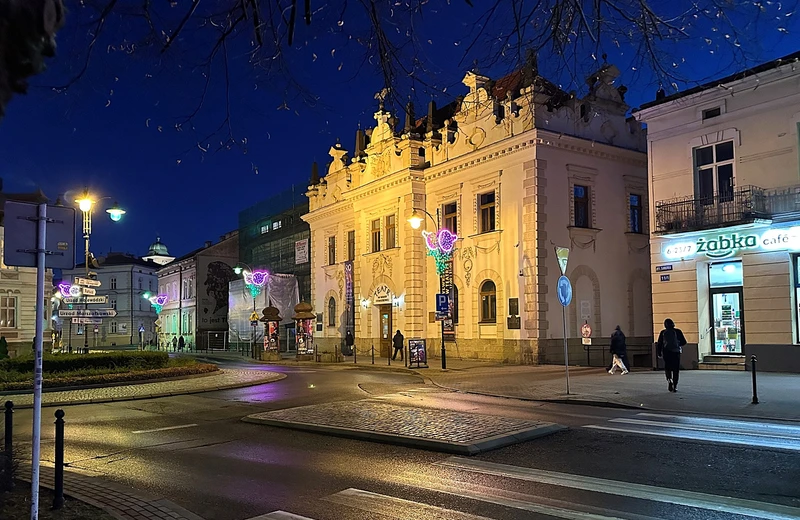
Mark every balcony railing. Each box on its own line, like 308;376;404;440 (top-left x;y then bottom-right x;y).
655;185;770;234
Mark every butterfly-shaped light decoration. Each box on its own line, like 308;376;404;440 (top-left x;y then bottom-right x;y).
244;270;269;287
437;229;458;254
422;230;438;252
153;294;169;306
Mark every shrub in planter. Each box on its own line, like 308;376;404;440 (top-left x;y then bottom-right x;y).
0;351;169;373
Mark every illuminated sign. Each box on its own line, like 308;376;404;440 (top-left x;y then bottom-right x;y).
663;226;800;260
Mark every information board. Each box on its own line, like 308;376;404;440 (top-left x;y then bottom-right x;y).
408;338;428;369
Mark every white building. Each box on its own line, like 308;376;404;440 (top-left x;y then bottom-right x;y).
634;50;800;372
157;232;238;350
304;60;652;365
60;252;159;348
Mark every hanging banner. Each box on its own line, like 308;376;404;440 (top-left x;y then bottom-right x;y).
295;239;309;264
344;261;354;330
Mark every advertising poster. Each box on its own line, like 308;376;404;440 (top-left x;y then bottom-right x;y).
408;338;428;368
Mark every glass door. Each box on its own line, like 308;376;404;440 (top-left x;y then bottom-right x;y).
379;305;392;357
711;289;743;354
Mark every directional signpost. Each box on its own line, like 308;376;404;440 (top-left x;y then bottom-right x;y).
58;309;117;318
72;318;102;325
63;296;107;304
555;246;573;395
74;277;101;287
80;287;97;296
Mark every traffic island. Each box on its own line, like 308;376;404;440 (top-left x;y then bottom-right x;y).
242;400;565;454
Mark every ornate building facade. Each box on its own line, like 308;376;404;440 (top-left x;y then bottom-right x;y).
304;62;652;364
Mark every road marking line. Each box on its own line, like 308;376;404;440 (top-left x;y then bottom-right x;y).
438;457;800;520
326;488;494;519
635;413;800;434
248;512;316;520
585;423;800;452
131;423;198;434
610;418;800;441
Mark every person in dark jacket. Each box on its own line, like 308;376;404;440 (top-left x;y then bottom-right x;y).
391;330;404;361
178;335;185;352
608;325;629;374
656;318;687;392
344;330;354;356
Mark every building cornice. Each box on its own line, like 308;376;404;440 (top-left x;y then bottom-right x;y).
302;200;354;224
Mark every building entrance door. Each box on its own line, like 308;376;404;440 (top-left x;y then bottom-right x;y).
379;304;392;357
711;288;744;354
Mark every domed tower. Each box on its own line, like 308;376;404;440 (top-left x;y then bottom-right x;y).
143;236;175;266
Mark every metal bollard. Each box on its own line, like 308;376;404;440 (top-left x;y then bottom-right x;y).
4;401;12;490
388;348;391;366
751;355;759;405
371;344;375;365
354;344;357;364
53;409;65;510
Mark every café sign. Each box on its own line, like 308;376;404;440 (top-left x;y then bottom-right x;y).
664;226;800;260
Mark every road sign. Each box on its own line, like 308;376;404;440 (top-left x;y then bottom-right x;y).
139;325;145;333
249;311;260;322
81;287;97;296
555;246;570;275
71;318;102;325
582;337;592;345
435;293;449;313
59;309;117;318
581;323;592;338
2;201;76;269
557;276;572;307
62;296;107;304
74;277;101;287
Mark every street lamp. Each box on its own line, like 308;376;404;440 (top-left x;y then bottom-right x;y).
407;207;458;369
234;263;269;358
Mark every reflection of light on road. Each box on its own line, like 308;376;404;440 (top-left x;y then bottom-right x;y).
308;384;316;389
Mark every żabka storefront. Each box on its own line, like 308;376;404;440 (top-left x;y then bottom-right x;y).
652;222;800;372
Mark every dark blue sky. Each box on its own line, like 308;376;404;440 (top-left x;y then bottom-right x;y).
0;2;797;260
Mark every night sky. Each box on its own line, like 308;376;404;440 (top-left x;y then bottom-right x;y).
0;2;797;260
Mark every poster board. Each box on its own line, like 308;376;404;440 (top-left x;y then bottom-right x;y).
408;338;428;368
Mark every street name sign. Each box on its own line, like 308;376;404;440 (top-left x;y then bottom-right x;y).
72;318;102;325
81;287;97;296
59;309;117;318
63;296;107;304
75;277;101;287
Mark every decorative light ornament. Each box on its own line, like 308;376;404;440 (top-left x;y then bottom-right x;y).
106;201;126;222
422;228;459;276
148;294;169;313
58;282;80;298
243;269;269;298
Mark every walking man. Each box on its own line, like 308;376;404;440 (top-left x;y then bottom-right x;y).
608;325;629;375
391;329;404;361
656;318;687;393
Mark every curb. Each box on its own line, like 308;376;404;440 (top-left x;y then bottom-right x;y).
6;372;287;409
241;415;565;455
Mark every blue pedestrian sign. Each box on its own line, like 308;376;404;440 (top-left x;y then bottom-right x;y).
435;293;449;313
557;276;572;307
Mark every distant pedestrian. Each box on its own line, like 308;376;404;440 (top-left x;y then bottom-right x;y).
0;336;7;359
391;330;404;361
608;325;629;375
656;318;687;393
172;336;178;352
345;330;354;356
178;335;185;352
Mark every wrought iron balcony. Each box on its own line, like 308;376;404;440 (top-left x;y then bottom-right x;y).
655;185;771;234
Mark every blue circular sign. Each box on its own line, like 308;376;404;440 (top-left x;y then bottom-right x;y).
557;275;572;307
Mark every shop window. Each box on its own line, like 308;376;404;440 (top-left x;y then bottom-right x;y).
479;280;497;323
695;141;735;204
708;261;743;354
328;298;336;327
629;194;643;234
479;192;496;233
443;202;458;235
0;296;16;328
347;230;355;261
386;215;396;249
371;219;381;252
328;235;336;265
573;185;590;228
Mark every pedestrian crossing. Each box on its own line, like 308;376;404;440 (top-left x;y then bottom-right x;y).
256;455;800;520
584;412;800;452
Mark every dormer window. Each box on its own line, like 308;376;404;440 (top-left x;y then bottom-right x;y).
702;107;721;121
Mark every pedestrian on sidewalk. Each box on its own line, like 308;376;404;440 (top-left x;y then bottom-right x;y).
608;325;629;375
345;330;354;356
656;318;687;393
178;335;185;352
172;336;178;352
392;329;404;361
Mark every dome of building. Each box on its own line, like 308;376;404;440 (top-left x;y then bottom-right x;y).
148;236;169;256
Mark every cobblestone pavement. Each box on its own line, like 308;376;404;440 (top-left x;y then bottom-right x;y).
20;464;204;520
3;369;285;408
244;400;562;453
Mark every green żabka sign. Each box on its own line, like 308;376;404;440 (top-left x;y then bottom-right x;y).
664;226;800;260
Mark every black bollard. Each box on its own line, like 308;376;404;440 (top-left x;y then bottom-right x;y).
371;344;375;365
354;344;357;364
4;401;12;490
751;355;759;405
388;348;391;366
53;409;65;510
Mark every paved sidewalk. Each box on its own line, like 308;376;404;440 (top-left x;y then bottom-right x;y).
244;399;563;454
19;463;204;520
3;369;285;409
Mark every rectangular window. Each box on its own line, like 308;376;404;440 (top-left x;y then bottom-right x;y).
347;230;355;261
443;202;458;235
110;277;117;290
0;296;16;328
695;141;735;204
148;280;153;291
260;225;269;234
110;297;117;310
629;194;643;234
702;107;721;120
111;321;118;334
371;219;381;253
273;220;282;230
328;235;337;265
479;192;496;233
573;185;590;228
386;215;396;249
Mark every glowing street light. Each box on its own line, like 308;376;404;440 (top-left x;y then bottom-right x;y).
106;201;126;222
407;209;424;230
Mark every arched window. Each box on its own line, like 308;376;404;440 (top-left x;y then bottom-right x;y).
480;280;497;323
328;297;336;327
452;286;459;324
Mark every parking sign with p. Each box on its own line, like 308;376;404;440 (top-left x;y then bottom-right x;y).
435;293;449;313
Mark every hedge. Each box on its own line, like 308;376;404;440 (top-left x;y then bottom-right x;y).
0;351;170;373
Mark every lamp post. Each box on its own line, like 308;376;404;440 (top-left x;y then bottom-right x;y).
408;207;458;370
74;189;125;353
234;264;269;358
143;293;168;350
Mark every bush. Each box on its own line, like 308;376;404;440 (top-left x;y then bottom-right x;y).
0;351;169;374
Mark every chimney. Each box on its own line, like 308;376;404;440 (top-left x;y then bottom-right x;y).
204;240;212;248
354;129;365;157
309;162;320;185
426;100;436;133
656;86;666;100
404;100;415;134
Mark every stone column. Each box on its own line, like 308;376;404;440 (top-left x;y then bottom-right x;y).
403;187;427;340
522;158;549;363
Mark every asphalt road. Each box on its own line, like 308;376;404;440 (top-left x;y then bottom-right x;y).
7;361;800;520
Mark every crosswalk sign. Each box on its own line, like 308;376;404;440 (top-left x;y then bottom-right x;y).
249;311;260;322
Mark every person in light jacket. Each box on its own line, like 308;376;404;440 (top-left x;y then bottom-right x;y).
656;318;687;393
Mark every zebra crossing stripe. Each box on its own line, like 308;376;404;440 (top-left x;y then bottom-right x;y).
247;512;316;520
326;488;494;519
438;457;800;520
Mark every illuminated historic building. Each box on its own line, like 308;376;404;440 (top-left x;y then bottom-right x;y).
305;60;651;364
634;51;800;372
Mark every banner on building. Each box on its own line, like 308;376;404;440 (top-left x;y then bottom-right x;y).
344;261;354;331
295;239;309;265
